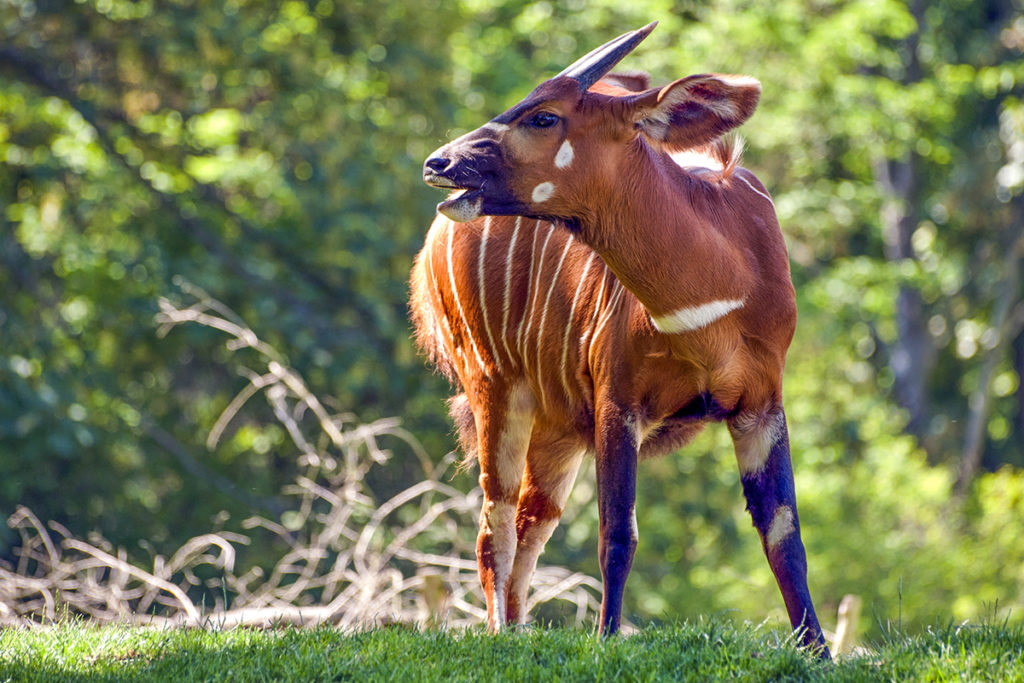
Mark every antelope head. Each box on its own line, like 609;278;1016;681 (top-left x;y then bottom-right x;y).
423;22;762;225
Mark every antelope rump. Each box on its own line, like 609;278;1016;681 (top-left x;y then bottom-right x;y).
410;22;829;657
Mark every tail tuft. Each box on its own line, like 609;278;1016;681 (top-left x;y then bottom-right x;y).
710;135;744;178
448;393;478;469
669;134;744;178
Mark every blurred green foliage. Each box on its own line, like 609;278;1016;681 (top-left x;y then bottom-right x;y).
2;0;1023;638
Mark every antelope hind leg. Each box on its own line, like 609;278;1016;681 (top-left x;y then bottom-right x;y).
473;384;535;630
505;442;584;625
729;406;830;659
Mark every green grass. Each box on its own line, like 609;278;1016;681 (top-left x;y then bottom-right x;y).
1;619;1022;682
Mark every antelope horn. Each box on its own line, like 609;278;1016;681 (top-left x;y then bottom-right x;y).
556;21;658;92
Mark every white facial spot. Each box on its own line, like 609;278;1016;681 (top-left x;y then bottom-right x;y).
766;505;795;548
484;122;510;133
531;181;555;203
554;140;574;169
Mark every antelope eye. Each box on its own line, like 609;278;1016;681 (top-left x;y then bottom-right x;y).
527;112;560;128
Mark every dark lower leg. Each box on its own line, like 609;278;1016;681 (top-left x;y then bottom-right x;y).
595;412;638;635
735;409;829;658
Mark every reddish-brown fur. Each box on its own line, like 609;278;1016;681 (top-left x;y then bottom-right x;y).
412;35;829;656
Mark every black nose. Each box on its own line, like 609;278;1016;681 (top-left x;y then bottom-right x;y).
424;156;450;173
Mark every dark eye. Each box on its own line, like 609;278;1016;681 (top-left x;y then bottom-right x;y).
528;112;560;128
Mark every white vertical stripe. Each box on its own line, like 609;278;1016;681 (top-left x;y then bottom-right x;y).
590;280;626;362
560;251;597;398
477;217;503;372
437;306;456;352
446;222;489;376
534;234;575;410
516;221;543;355
579;263;609;357
736;174;775;208
520;223;555;371
500;217;522;365
425;224;457;366
424;226;441;318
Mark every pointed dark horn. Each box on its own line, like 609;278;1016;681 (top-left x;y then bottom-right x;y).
556;21;658;92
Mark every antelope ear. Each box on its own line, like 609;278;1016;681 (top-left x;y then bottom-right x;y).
600;71;651;93
631;74;761;150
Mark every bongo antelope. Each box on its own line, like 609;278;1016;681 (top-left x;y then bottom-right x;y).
410;22;828;656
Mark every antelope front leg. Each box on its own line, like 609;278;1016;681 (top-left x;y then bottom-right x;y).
594;404;638;635
729;406;830;658
474;384;535;630
505;444;584;625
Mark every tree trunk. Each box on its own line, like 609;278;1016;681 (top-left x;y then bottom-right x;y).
873;0;936;445
956;233;1024;494
874;154;934;442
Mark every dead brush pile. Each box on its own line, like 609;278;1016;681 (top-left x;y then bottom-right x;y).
0;285;600;629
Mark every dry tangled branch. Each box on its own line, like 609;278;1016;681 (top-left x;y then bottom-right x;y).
0;283;600;629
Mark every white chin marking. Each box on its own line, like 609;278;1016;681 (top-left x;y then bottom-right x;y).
531;181;555;203
439;194;482;223
555;140;574;169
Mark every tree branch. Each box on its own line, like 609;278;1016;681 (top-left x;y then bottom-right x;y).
140;414;288;518
0;45;369;351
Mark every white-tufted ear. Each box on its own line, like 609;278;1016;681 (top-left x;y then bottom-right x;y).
627;74;761;151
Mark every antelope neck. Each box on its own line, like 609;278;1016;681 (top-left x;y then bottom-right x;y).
577;145;747;329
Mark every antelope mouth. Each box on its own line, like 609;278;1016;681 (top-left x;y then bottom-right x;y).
424;166;488;222
423;172;467;190
424;172;525;222
436;187;485;223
